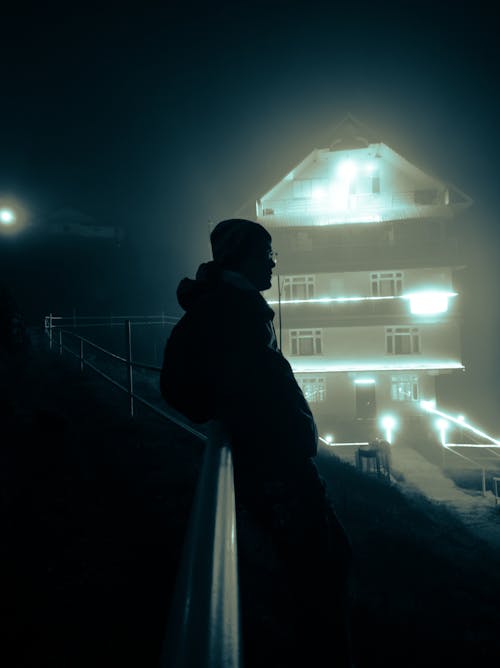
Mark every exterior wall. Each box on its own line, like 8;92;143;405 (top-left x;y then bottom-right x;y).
267;266;455;301
297;370;438;441
279;322;462;370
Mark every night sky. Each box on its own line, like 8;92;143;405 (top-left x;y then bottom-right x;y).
1;2;499;430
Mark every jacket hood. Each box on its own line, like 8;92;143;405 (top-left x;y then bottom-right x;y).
176;261;222;311
176;260;275;321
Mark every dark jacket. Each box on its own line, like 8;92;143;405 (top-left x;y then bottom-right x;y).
160;261;317;477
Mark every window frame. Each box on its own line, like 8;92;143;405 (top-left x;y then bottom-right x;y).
391;374;419;402
386;327;421;355
290;329;323;356
371;271;403;297
297;375;326;403
281;275;315;300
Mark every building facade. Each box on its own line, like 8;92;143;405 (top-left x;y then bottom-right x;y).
257;117;472;445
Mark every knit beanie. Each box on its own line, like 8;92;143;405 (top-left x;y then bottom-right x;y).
210;219;271;268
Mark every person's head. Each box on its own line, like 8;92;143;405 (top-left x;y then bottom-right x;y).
210;218;276;291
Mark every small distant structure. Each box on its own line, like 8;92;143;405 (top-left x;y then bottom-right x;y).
35;208;124;245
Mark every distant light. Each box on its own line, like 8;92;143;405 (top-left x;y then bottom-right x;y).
420;399;437;411
354;378;376;385
324;433;334;444
337;160;357;180
436;418;450;445
420;401;500;446
405;291;457;315
312;185;327;200
0;208;15;225
457;414;465;422
363;162;377;174
380;414;397;443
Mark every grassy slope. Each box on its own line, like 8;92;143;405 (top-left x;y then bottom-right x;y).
1;344;499;667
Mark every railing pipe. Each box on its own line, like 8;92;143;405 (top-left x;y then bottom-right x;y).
79;338;84;373
49;312;53;350
160;421;242;668
125;319;134;417
482;468;486;497
58;329;63;355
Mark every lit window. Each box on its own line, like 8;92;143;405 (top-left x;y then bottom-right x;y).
386;327;421;355
371;272;403;297
281;276;315;300
290;329;322;356
297;376;326;402
391;375;419;401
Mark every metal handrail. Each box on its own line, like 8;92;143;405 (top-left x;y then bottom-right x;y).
160;422;241;668
43;316;242;667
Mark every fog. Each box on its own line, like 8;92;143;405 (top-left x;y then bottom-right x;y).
1;3;499;433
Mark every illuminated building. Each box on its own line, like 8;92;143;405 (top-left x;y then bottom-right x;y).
258;116;472;443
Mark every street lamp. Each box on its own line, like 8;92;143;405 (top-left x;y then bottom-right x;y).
0;208;16;225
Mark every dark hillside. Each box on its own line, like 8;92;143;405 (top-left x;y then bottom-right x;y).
1;343;203;668
1;339;499;667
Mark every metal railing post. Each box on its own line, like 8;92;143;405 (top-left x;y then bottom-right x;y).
80;339;84;373
481;468;486;497
125;319;134;417
58;329;63;355
49;313;53;350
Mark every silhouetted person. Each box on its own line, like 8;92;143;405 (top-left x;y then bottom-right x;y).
161;219;352;667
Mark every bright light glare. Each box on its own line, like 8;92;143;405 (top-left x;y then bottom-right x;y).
405;291;456;315
0;208;15;224
312;186;326;200
436;419;449;445
337;160;357;180
324;434;334;444
380;415;397;443
354;378;376;385
457;415;465;422
363;162;377;174
420;401;500;446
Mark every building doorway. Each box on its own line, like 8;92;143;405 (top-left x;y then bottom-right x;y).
356;383;377;419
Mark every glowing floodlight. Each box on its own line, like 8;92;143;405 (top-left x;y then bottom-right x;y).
0;208;15;225
312;185;327;200
380;415;397;443
405;291;455;315
420;399;436;411
324;434;334;445
354;378;376;385
363;162;377;174
457;414;465;422
337;160;357;180
436;418;450;445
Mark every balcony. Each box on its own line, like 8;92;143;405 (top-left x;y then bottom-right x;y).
273;236;462;272
258;190;453;227
267;294;461;328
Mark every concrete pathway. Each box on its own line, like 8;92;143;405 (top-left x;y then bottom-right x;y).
391;445;500;550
